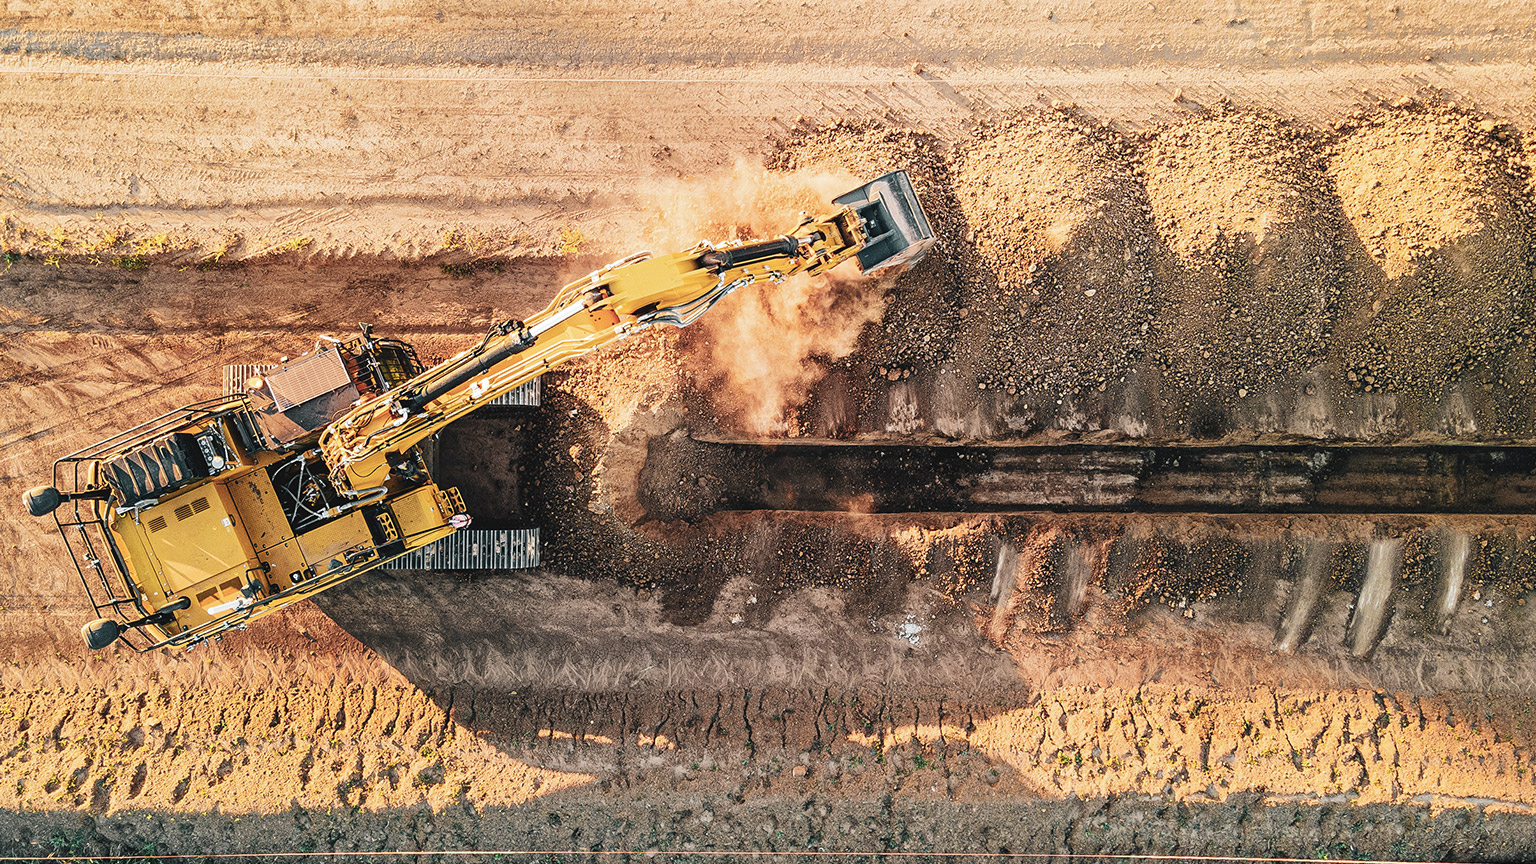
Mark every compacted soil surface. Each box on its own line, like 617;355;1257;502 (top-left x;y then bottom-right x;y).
6;1;1536;860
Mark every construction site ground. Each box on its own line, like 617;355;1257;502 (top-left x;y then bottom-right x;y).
5;1;1536;859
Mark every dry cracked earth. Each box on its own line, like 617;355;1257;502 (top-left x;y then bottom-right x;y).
5;1;1536;861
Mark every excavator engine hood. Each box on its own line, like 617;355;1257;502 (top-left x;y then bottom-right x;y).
833;170;937;274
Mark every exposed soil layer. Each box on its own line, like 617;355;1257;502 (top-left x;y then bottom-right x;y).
642;438;1536;516
3;682;1536;860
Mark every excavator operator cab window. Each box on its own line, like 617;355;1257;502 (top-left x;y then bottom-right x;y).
363;341;424;394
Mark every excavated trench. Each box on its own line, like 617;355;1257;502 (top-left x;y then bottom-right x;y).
640;437;1536;520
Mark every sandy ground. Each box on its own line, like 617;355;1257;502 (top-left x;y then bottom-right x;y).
6;0;1536;858
4;676;1536;859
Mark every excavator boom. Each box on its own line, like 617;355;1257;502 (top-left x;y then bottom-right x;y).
320;171;933;493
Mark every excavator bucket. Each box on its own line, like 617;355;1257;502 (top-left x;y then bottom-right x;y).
834;170;937;274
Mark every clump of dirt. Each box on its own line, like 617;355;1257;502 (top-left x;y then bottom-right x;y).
950;110;1158;395
1141;106;1342;390
1120;536;1180;610
767;125;955;228
1184;536;1251;598
1016;527;1072;628
1327;542;1371;591
1396;533;1440;588
894;521;996;597
1472;529;1536;596
1329;102;1535;392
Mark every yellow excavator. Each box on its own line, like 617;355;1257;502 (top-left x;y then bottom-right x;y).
24;172;934;652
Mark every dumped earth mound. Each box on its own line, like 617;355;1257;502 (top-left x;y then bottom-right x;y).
951;111;1158;395
1141;106;1342;391
757;105;1536;441
1329;102;1536;393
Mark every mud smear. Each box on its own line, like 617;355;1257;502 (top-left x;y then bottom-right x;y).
1346;537;1402;657
1438;530;1473;632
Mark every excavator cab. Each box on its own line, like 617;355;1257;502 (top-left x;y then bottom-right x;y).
834;170;936;274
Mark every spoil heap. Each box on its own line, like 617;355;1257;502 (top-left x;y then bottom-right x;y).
1141;107;1341;391
1329;103;1535;393
951;111;1159;395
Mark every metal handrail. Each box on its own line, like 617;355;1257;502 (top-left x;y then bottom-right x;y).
50;506;150;643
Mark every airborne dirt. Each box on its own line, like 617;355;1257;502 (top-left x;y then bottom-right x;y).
6;1;1536;860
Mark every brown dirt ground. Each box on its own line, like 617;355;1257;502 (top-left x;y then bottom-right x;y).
5;680;1536;859
7;1;1536;859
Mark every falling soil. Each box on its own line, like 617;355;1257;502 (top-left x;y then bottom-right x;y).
621;161;894;436
1329;101;1536;393
1141;105;1342;390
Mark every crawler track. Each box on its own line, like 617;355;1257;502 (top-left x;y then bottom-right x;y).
643;438;1536;518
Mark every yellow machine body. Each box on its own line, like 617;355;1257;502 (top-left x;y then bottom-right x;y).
53;400;465;648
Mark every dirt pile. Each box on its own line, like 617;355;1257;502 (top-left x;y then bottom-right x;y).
1141;107;1341;390
951;111;1158;395
754;104;1536;440
1329;102;1536;392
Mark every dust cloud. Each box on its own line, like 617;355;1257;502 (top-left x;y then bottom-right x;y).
628;159;859;250
699;271;888;435
629;161;891;435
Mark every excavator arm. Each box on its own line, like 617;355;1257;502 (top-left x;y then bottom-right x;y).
318;171;935;494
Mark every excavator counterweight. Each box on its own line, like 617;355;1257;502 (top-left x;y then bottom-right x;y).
24;172;935;653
